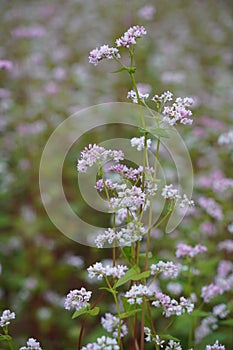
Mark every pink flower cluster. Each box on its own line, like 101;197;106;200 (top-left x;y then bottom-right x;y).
77;144;124;173
150;261;179;279
0;60;13;70
115;25;147;48
206;340;225;350
198;170;233;193
198;196;223;221
89;45;120;66
152;293;194;317
176;243;207;258
162;97;194;126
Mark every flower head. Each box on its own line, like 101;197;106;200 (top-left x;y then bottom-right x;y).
116;25;147;48
19;338;42;350
0;309;15;327
89;45;120;66
64;288;92;310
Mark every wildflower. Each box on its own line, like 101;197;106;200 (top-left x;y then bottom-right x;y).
108;164;140;181
109;185;147;211
199;221;216;236
176;243;207;258
217;260;233;277
161;184;180;200
201;283;223;303
150;261;179;279
162;97;193;126
77;144;124;173
81;336;119;350
138;5;156;21
165;340;182;350
212;304;229;319
116;25;147;48
218;130;233;145
0;309;15;327
144;328;165;347
64;288;92;311
87;262;128;280
101;313;128;338
206;340;225;350
167;282;183;295
198;196;223;221
12;26;46;38
125;284;153;305
152;91;173;103
95;222;146;248
89;45;120;66
0;60;13;70
130;136;151;151
19;338;42;350
144;327;152;342
218;239;233;253
152;293;194;317
127;89;149;104
179;194;195;208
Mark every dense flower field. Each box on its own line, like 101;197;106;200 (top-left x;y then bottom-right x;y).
0;1;232;349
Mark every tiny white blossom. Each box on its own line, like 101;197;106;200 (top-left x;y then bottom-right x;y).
64;288;92;311
0;309;15;327
19;338;42;350
131;136;152;151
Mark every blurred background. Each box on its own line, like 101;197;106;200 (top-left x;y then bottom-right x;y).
0;1;232;349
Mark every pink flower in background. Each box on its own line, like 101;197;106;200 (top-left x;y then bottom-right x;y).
0;60;13;70
12;26;46;38
176;243;207;258
198;196;223;220
138;5;156;20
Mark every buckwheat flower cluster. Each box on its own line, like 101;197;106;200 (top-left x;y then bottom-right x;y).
101;313;128;338
144;327;165;347
198;196;223;221
162;97;194;126
19;338;42;350
64;288;92;311
152;90;173;103
201;283;223;303
125;284;153;305
130;136;152;150
212;303;229;319
95;222;146;248
218;129;233;145
0;309;15;327
77;144;124;173
150;261;179;279
89;45;120;66
206;340;225;350
116;25;147;48
109;185;148;211
95;179;121;192
152;293;194;317
87;262;128;280
195;316;218;344
81;336;119;350
127;90;149;104
165;340;182;350
176;243;207;258
108;164;141;181
162;185;194;208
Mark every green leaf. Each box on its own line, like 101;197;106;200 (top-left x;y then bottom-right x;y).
0;334;12;341
161;334;180;341
219;319;233;326
190;310;211;318
146;126;170;138
89;307;100;317
72;306;89;319
119;309;141;319
115;265;140;288
130;270;150;281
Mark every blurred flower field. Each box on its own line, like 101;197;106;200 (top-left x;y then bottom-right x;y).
0;1;233;349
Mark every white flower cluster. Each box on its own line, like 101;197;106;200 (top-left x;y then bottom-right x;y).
109;185;148;211
101;313;128;338
165;340;182;350
89;45;120;66
64;288;92;311
150;261;179;279
87;262;128;280
0;309;15;327
77;144;124;173
95;222;146;248
162;185;194;207
125;284;153;305
152;292;194;317
144;327;165;347
206;340;225;350
218;129;233;145
81;336;119;350
152;90;173;103
19;338;42;350
130;136;152;150
127;90;149;104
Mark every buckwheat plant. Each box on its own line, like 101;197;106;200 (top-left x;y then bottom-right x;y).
63;26;228;350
